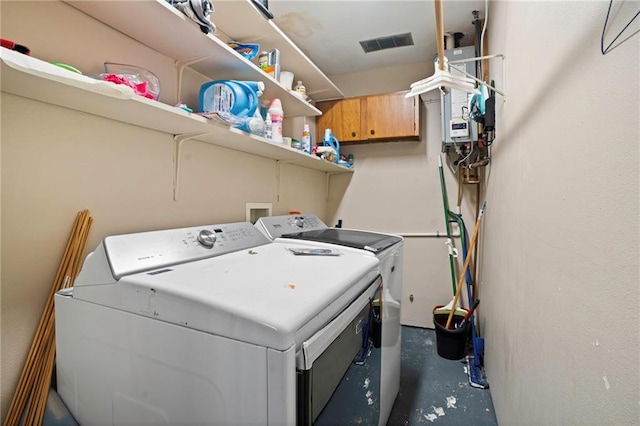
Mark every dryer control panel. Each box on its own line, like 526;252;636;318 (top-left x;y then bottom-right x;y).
88;222;270;280
255;214;327;239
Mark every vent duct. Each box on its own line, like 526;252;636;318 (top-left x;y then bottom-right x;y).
359;32;414;53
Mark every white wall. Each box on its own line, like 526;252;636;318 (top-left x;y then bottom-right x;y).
481;1;639;424
0;1;331;417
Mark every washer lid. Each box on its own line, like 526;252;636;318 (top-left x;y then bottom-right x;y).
281;228;402;254
70;241;380;351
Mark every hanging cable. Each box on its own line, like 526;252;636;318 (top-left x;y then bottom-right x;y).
446;150;459;175
457;141;475;168
601;0;640;55
480;0;489;60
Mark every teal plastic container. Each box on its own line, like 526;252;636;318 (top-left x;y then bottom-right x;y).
199;80;264;118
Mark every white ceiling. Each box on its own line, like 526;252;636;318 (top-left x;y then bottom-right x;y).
268;0;486;76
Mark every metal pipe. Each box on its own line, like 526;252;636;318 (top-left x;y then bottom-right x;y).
395;230;461;238
448;54;507;100
448;63;505;97
449;54;505;65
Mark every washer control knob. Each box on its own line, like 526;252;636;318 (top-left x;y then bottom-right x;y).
197;230;217;248
294;216;305;228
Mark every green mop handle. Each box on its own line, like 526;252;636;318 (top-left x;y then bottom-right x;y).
438;154;458;295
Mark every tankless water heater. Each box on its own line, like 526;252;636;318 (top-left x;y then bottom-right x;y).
441;45;478;151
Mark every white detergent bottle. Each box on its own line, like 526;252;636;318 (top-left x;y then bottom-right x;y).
268;99;283;142
264;112;273;139
301;124;312;153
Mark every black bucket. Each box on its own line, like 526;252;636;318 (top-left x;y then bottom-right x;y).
433;313;469;360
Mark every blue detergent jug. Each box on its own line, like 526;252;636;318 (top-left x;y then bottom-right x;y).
199;80;264;118
323;129;340;163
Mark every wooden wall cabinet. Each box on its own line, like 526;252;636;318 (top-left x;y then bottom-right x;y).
316;90;421;143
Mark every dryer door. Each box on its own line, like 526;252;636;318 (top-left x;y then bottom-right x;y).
296;276;382;425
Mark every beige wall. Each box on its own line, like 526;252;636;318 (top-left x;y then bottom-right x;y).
3;1;639;424
0;1;331;417
480;1;639;424
328;63;480;327
328;1;639;424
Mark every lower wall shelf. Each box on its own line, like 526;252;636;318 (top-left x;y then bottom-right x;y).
1;47;353;175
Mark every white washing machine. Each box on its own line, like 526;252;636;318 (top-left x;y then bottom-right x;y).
255;214;404;426
55;221;384;425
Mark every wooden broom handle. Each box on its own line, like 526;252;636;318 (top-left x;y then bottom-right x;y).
3;210;93;426
435;0;445;71
445;202;486;329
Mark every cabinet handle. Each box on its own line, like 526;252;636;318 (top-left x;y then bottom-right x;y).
351;132;356;137
370;129;375;135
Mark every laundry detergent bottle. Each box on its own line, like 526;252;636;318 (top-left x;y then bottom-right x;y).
199;80;264;119
323;128;340;163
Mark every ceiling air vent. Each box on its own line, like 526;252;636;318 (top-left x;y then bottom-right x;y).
359;32;414;53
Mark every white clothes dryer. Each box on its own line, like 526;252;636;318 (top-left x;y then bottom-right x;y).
55;221;383;425
255;214;404;426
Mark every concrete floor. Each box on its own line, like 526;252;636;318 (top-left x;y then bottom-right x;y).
387;326;498;425
44;325;497;425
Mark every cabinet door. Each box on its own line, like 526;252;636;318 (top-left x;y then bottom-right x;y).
316;100;339;143
365;91;420;140
316;98;362;143
334;98;363;142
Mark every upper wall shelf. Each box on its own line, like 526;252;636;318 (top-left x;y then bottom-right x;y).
213;0;344;101
1;48;352;174
64;0;341;117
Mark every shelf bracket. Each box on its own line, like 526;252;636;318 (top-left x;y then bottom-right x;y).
173;132;207;202
326;171;340;200
276;160;297;202
174;55;212;104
